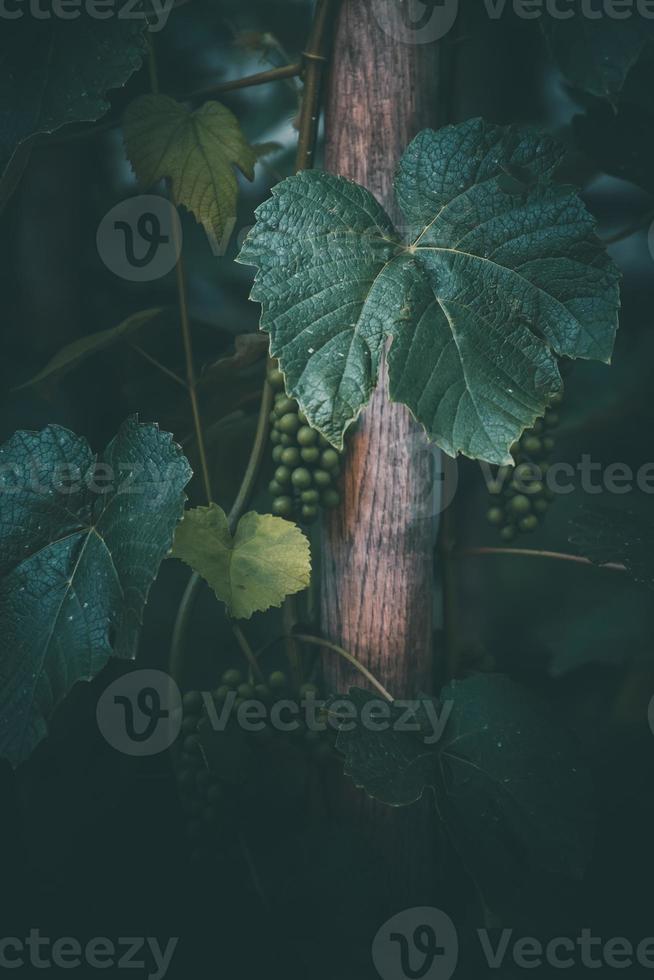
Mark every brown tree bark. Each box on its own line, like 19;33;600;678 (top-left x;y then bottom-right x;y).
320;0;448;909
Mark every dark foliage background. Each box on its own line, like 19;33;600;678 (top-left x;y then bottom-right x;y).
1;1;654;976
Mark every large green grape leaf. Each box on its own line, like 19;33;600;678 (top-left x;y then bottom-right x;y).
541;5;654;100
0;417;191;767
238;118;620;464
0;13;147;193
333;676;594;914
124;95;258;248
171;503;311;619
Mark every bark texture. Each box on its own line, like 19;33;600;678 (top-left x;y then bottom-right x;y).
320;0;446;908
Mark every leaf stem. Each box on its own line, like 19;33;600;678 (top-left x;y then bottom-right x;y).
230;621;266;683
459;546;627;573
129;344;187;389
148;35;213;504
292;634;393;702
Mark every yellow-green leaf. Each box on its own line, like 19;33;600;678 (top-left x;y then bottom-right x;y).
124;94;257;247
171;503;311;619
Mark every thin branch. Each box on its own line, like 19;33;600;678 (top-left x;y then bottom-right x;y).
129;344;187;389
48;62;303;148
295;0;334;172
459;546;627;574
185;62;303;103
293;634;394;702
147;36;213;503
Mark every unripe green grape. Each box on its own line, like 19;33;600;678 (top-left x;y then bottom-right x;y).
222;668;242;688
486;507;504;526
543;436;555;452
270;429;281;445
254;684;272;702
269;670;288;690
279;413;300;435
313;469;332;488
274;465;292;486
301;489;319;503
533;498;549;514
183;690;203;713
508;494;531;516
297;409;308;424
237;683;255;700
500;525;516;542
519;515;539;532
280;434;293;447
321;489;340;509
272;496;293;518
280;447;301;467
297;425;318;446
301;504;318;521
274;397;296;417
320;448;340;470
526;481;544;496
267;367;285;391
300;446;320;464
268;480;283;496
514;462;537;482
272;445;284;463
521;435;542;456
214;685;230;703
291;467;313;490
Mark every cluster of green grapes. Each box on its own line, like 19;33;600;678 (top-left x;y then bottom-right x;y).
175;669;334;865
486;392;563;541
267;365;343;524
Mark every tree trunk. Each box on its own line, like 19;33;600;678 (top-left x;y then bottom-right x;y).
321;0;446;909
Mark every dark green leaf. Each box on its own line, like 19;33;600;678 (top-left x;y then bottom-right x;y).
15;308;165;390
541;7;654;100
238;118;620;464
0;417;191;767
569;505;653;588
333;676;594;913
0;14;147;193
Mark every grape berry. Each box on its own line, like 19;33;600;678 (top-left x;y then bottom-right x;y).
176;669;334;865
267;365;343;523
486;392;563;540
